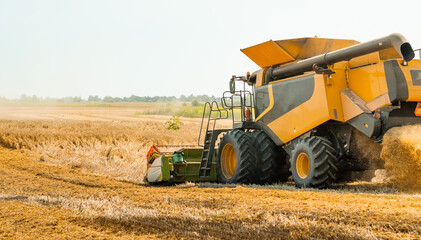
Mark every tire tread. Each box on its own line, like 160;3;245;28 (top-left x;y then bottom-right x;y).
290;136;338;188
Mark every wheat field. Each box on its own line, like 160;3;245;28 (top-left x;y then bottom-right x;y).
0;103;420;239
0;119;200;183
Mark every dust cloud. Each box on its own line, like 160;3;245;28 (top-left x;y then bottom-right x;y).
381;125;421;192
349;129;383;170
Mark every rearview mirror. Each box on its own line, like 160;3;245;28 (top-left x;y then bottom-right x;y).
229;78;235;94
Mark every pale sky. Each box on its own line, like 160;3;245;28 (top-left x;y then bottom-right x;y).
1;0;421;99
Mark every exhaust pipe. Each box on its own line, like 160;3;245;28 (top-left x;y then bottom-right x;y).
265;33;415;82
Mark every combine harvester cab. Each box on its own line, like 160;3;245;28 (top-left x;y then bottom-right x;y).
146;33;421;189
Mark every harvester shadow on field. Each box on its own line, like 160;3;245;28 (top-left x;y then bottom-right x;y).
161;181;400;195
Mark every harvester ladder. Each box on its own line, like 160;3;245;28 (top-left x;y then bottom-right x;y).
198;101;228;177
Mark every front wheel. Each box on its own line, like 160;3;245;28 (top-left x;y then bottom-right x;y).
290;136;338;188
216;130;258;184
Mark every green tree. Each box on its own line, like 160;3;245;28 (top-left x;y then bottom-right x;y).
88;95;102;102
191;99;200;106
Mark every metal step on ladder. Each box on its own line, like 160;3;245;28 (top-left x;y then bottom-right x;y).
199;129;227;177
198;131;214;177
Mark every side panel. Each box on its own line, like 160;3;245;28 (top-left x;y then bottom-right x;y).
325;62;350;122
256;74;330;144
347;64;388;103
255;75;315;123
254;84;271;119
348;59;421;104
384;60;409;102
400;59;421;101
162;157;171;181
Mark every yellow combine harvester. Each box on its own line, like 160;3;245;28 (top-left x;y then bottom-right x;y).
145;33;421;189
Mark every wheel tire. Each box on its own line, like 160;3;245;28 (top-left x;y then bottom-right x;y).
250;131;290;184
290;136;338;188
216;130;258;184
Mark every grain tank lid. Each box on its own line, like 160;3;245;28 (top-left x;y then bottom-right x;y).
240;40;295;68
241;37;360;68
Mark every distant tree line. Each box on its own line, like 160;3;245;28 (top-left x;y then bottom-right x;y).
0;94;217;103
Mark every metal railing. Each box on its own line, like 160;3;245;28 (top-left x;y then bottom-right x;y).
197;75;255;146
222;89;254;126
222;77;255;126
197;101;229;146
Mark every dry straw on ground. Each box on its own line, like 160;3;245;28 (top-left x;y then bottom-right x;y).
381;125;421;191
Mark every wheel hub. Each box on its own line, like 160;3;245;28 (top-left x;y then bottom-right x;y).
296;152;310;179
221;143;237;179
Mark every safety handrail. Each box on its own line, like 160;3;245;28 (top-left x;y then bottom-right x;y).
222;89;254;125
197;100;229;146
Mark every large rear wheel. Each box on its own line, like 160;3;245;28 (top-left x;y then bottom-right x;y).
217;130;258;184
251;131;290;184
290;136;338;188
